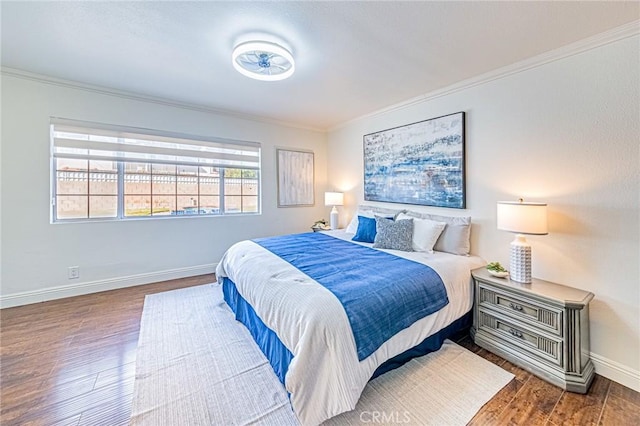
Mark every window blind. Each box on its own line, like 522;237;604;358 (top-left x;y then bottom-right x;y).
51;118;261;169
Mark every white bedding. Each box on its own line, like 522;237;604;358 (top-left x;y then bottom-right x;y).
215;230;485;425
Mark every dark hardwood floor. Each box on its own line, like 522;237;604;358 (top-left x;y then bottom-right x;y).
1;275;638;425
0;275;213;426
460;335;640;425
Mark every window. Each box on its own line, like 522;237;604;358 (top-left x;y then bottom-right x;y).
51;119;261;222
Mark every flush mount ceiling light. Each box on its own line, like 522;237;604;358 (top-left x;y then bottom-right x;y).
232;41;295;81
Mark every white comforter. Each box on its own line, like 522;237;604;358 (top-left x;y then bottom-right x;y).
215;230;484;425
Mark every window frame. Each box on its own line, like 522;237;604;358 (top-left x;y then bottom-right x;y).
50;119;261;223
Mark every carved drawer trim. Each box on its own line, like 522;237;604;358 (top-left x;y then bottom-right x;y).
479;285;563;336
479;309;563;367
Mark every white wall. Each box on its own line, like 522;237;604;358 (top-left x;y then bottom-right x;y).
327;36;639;390
0;73;327;305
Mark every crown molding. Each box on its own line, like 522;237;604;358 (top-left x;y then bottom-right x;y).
0;67;324;133
3;19;638;134
329;20;640;132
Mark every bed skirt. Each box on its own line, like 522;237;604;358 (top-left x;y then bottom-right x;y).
371;310;471;379
222;277;471;385
222;277;293;383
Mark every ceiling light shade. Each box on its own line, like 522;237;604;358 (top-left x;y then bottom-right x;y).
232;41;295;81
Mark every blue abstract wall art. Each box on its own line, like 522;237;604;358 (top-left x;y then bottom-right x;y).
363;112;465;209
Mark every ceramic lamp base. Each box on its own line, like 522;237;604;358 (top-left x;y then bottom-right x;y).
330;206;339;230
509;234;532;283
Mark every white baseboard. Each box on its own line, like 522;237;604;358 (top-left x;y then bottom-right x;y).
0;263;217;309
591;351;640;392
3;268;639;393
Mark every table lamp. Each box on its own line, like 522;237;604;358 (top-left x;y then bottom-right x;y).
324;192;344;230
497;199;548;283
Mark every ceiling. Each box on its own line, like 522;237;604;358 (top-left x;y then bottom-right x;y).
1;1;638;130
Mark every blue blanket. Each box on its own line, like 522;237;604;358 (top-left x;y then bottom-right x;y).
254;232;449;361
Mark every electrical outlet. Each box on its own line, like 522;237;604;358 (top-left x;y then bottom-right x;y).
68;266;80;280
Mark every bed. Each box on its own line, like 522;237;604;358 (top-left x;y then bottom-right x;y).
216;212;484;425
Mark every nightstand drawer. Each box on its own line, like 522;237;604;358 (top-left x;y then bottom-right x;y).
479;284;562;335
478;309;563;367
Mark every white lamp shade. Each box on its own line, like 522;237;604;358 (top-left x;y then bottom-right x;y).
324;192;344;207
497;201;548;235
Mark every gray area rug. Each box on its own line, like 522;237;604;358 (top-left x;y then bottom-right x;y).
131;284;514;425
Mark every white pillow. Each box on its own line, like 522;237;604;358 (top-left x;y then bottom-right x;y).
397;213;446;253
345;210;374;234
402;210;472;255
424;214;471;255
345;205;405;234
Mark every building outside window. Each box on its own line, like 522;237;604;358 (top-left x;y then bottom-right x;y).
51;119;261;222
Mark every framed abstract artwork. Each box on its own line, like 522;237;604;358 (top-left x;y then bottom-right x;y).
277;148;315;207
363;111;465;209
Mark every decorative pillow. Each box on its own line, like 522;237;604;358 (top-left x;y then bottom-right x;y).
396;213;446;253
373;216;414;251
352;216;378;243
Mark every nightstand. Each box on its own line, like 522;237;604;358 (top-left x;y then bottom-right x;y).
470;267;595;393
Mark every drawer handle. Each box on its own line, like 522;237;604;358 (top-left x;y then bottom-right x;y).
509;328;524;339
509;302;524;312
